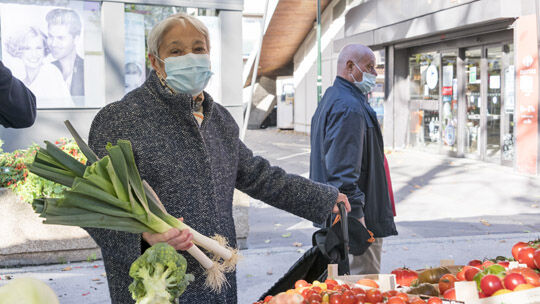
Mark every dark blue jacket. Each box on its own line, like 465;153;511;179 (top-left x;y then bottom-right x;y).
310;76;397;238
0;61;36;128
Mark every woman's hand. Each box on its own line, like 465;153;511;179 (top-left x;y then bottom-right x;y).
332;192;351;213
142;218;193;251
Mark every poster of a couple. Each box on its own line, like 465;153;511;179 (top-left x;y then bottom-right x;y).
1;3;85;108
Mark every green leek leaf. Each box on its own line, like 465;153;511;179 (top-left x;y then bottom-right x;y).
64;120;99;165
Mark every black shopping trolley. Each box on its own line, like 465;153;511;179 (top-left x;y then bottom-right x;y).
259;202;374;301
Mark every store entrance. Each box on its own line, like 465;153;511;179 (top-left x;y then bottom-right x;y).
463;44;514;164
407;40;515;165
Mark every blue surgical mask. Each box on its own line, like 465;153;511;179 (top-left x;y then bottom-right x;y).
158;53;213;96
351;62;376;95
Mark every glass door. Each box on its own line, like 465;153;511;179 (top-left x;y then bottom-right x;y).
485;46;503;162
441;51;458;153
408;52;441;152
465;48;482;156
501;44;515;166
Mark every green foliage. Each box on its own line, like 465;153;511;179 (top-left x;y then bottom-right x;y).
129;243;194;304
0;138;86;203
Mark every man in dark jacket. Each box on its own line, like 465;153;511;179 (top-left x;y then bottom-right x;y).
310;44;397;274
0;61;37;128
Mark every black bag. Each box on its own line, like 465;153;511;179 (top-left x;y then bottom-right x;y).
259;203;373;300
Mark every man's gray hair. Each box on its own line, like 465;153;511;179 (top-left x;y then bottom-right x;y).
147;13;210;57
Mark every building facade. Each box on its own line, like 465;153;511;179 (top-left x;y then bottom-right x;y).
293;0;539;175
0;0;244;152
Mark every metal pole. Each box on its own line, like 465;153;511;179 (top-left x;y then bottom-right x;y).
317;0;322;103
240;0;270;141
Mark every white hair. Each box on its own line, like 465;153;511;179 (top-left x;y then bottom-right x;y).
147;13;210;57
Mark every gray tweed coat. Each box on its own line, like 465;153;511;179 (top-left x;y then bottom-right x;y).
86;71;339;304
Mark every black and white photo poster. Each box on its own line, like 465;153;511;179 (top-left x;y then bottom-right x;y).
1;3;85;108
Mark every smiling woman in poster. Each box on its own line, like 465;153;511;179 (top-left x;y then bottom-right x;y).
6;26;72;108
86;12;350;304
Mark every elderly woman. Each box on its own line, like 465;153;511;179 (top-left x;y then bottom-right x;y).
87;13;349;303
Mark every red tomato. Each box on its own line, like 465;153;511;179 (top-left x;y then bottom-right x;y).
391;267;419;286
351;287;365;296
329;293;342;304
439;274;457;294
382;290;398;298
341;290;356;304
308;294;323;302
311;286;322;294
395;292;409;301
497;261;510;268
387;297;406;304
535;249;540;269
325;279;338;285
354;293;366;303
366;289;383;303
410;298;427;304
468;259;482;267
301;288;313;299
508;267;540;287
478;291;486;298
263;295;273;303
504;273;527;290
518;247;537;269
443;288;456;300
465;267;480;281
512;242;530;260
480;274;503;296
295;279;309;289
326;283;338;291
427;297;443;304
457;266;475;281
481;260;495;269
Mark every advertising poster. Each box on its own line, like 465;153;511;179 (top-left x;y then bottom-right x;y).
124;12;146;94
515;15;539;175
1;3;85;108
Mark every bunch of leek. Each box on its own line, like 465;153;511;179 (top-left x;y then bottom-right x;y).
28;121;238;291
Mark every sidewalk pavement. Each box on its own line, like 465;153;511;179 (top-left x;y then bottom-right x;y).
1;128;540;303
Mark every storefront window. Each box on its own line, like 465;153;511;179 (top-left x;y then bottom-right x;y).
0;0;103;108
408;52;440;150
465;48;482;155
124;5;221;101
368;49;385;131
441;51;458;153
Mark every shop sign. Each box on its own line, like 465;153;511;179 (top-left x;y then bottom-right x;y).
442;86;453;95
516;15;539;175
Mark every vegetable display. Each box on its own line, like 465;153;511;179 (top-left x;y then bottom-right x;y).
28;121;238;292
129;243;194;304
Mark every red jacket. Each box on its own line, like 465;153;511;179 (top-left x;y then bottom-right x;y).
384;155;396;216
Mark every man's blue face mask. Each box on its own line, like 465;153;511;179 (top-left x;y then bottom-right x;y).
157;53;213;96
351;62;377;95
